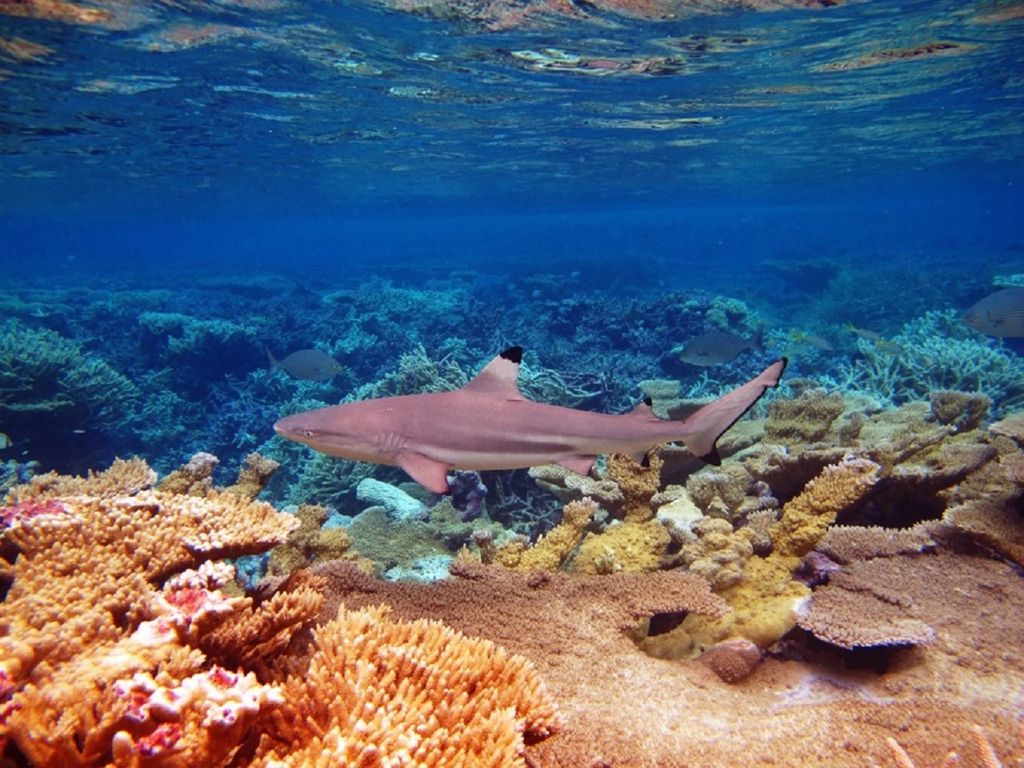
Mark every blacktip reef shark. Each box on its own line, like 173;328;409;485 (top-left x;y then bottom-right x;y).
274;347;786;494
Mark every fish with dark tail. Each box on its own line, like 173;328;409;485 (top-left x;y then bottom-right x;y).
275;346;786;493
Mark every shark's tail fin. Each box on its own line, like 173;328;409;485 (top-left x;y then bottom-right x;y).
679;358;786;465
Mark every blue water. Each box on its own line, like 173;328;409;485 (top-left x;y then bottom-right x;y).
1;0;1023;489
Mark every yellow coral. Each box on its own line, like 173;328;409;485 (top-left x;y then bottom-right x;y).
494;497;595;570
679;457;880;649
268;503;356;577
572;518;670;575
253;603;562;767
224;452;280;501
606;452;663;522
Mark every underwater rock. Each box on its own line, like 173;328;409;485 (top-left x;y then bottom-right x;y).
685;462;752;521
528;462;623;508
699;637;762;683
816;524;936;565
673;517;756;590
355;477;427;521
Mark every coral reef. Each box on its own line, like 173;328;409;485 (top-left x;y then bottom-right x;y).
834;310;1024;416
0;458;563;766
491;497;596;570
675;456;882;650
303;552;1024;768
0;457;304;765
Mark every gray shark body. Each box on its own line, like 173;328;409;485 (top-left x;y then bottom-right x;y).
274;347;785;493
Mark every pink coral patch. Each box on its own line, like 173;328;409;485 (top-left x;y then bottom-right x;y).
135;723;182;757
0;499;67;527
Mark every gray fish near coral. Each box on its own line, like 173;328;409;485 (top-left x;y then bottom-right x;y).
267;348;343;382
963;287;1024;338
678;326;763;366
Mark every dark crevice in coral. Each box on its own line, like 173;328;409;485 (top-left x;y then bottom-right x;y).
646;610;688;637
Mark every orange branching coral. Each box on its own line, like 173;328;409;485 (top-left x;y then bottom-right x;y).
252;603;563;767
0;458;302;766
5;455;157;501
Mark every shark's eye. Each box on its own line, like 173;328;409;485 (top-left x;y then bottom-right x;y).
304;429;316;437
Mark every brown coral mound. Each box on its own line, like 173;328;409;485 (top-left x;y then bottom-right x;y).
254;603;561;766
305;550;1024;767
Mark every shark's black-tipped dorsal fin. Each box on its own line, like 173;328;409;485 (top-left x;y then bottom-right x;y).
462;346;525;399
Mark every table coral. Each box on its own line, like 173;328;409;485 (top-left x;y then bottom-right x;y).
765;389;845;444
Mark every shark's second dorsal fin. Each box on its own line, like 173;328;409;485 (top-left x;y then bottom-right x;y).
462;346;525;399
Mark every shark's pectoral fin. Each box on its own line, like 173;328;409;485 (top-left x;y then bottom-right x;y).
556;455;596;477
397;452;451;494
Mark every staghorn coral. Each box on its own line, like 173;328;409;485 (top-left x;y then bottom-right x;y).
252;603;562;767
834;310;1024;416
492;497;596;570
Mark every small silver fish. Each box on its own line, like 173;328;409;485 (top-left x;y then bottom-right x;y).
268;348;343;382
963;287;1024;338
678;326;764;367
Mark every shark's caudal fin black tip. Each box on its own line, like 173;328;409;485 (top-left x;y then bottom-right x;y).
697;447;722;466
501;346;524;364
